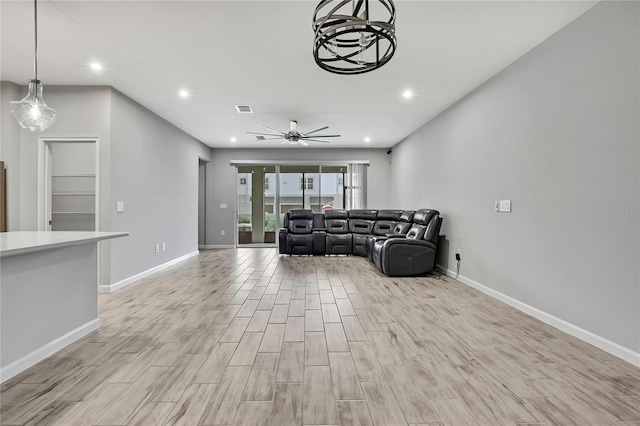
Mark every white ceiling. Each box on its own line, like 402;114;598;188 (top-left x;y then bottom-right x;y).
1;1;597;148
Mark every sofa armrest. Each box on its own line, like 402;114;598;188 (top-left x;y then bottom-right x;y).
385;233;407;239
383;238;436;250
278;228;288;254
313;230;326;255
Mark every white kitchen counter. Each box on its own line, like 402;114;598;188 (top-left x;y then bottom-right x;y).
0;231;129;383
0;231;129;257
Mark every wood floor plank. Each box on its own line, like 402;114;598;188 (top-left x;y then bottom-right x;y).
341;316;369;342
306;294;321;310
304;366;337;425
361;381;408;426
284;317;305;342
164;383;217;426
258;324;286;353
229;333;264;366
336;400;374;426
329;352;364;400
269;305;289;324
52;383;131;425
198;366;251;425
349;342;386;382
95;366;171;425
193;342;238;384
233;401;271;426
219;317;251;343
383;365;441;424
336;298;357;316
246;310;271;333
268;383;303;425
236;299;260;317
256;294;277;311
276;342;305;383
288;299;306;316
429;398;481;426
305;332;329;366
324;323;350;352
242;353;279;401
305;309;325;332
322;304;341;323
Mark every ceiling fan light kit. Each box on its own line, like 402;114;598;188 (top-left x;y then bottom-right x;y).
247;120;341;147
313;0;397;75
10;0;57;132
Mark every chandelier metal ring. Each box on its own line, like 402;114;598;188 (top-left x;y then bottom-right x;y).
313;0;397;75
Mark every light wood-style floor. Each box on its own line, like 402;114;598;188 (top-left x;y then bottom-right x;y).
1;248;639;426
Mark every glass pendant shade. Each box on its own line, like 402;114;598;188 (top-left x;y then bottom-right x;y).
10;79;57;132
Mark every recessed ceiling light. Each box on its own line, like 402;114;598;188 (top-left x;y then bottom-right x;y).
90;62;103;71
364;137;371;143
179;90;189;98
230;137;237;142
402;90;413;99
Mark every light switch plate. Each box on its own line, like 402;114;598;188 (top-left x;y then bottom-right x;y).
220;203;228;209
499;200;512;212
116;201;125;213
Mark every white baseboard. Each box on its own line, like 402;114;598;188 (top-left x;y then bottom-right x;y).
100;251;200;293
0;318;100;384
199;245;235;249
435;265;640;367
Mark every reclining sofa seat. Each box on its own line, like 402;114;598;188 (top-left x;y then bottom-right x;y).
278;209;315;255
348;210;378;256
371;209;442;276
324;209;352;255
366;210;414;260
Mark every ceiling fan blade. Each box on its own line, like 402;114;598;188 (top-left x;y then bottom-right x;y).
300;126;328;136
246;132;283;137
298;140;309;147
303;139;332;143
305;134;340;138
259;137;286;140
282;141;289;144
259;124;286;135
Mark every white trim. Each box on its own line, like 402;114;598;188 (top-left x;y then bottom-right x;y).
0;319;100;384
100;251;199;293
435;265;640;367
199;245;235;249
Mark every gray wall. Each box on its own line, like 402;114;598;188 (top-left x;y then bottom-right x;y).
109;89;211;283
205;148;391;246
390;2;639;353
0;84;211;287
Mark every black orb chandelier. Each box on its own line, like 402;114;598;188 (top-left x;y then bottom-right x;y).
313;0;397;75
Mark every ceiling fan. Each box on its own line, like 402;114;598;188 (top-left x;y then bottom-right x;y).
247;120;340;146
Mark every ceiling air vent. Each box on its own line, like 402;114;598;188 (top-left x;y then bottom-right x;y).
235;105;253;114
255;135;266;140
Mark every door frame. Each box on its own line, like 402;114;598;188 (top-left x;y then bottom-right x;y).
37;137;101;231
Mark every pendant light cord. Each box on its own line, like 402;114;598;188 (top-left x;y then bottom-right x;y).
34;0;38;80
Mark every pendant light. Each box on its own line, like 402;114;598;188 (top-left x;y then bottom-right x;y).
10;0;56;132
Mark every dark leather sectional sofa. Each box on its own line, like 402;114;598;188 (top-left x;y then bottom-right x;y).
279;208;443;276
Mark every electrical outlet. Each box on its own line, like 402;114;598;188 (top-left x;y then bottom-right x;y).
221;230;226;236
155;244;160;253
161;243;166;251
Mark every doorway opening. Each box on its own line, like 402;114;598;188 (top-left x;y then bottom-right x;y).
38;138;100;231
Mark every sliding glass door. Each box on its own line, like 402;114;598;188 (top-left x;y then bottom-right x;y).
236;163;353;246
237;165;276;245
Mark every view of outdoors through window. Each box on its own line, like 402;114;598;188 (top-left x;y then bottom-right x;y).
237;165;346;245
